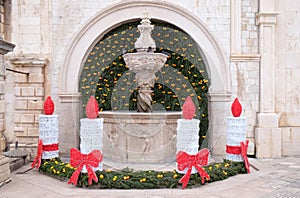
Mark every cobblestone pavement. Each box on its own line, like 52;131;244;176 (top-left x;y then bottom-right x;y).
0;156;300;198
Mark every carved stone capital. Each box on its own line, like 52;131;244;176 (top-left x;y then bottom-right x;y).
256;13;279;26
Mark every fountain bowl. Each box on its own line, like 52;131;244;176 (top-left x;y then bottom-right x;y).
99;111;181;163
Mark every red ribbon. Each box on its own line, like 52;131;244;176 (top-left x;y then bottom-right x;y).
176;148;210;189
31;139;43;169
226;140;250;173
31;139;59;169
43;143;59;152
240;140;250;173
226;145;241;154
68;148;103;186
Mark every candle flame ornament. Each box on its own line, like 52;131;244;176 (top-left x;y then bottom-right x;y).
86;96;99;119
182;96;196;120
44;96;54;115
231;98;242;117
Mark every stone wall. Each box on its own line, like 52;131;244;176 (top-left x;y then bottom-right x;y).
8;57;48;158
241;0;258;54
275;0;300;156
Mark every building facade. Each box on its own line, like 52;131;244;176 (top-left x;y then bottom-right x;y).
0;0;299;161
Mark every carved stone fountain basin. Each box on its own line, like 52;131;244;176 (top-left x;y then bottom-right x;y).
99;111;181;163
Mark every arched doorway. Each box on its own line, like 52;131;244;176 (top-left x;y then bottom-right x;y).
58;1;231;156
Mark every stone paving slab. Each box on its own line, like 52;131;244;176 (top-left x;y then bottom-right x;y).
0;157;300;198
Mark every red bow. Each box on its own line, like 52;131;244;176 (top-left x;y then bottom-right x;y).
240;140;250;173
176;148;210;189
68;148;103;186
31;139;43;169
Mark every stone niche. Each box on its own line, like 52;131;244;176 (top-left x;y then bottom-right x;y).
99;111;181;163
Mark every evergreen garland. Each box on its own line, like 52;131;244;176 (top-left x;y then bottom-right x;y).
39;158;247;189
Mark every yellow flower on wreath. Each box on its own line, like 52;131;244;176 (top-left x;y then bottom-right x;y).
140;178;146;182
224;163;230;168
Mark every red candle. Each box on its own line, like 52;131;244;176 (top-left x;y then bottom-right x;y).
86;96;99;119
231;98;242;117
44;96;54;115
182;96;196;120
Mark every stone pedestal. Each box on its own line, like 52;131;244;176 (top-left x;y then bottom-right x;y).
255;113;281;158
99;111;181;163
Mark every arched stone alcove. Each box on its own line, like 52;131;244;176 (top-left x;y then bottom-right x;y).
58;1;231;156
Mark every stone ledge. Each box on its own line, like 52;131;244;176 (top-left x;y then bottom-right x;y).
10;57;48;67
256;12;278;25
58;93;82;103
230;54;261;62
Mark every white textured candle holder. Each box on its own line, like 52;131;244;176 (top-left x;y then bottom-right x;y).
80;118;104;172
176;119;200;174
39;115;59;159
226;117;247;162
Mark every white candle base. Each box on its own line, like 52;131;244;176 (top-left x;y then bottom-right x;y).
39;115;59;159
176;119;200;174
80;118;104;172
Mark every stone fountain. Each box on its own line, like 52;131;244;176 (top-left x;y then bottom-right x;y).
99;11;181;164
122;12;168;112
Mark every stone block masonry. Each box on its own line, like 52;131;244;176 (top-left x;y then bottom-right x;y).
10;57;48;159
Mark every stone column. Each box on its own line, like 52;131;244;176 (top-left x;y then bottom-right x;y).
0;39;15;185
10;57;48;159
208;92;231;156
58;93;81;157
255;0;281;158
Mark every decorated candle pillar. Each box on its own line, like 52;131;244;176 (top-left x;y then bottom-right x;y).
176;96;200;174
38;96;59;159
176;96;210;189
32;96;59;169
226;98;250;173
80;96;103;172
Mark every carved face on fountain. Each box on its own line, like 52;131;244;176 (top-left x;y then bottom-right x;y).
122;11;167;112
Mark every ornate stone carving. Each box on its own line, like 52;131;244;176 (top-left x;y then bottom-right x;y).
122;12;167;112
100;111;181;163
134;10;156;52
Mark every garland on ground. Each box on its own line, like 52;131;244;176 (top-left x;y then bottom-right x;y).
39;158;247;189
